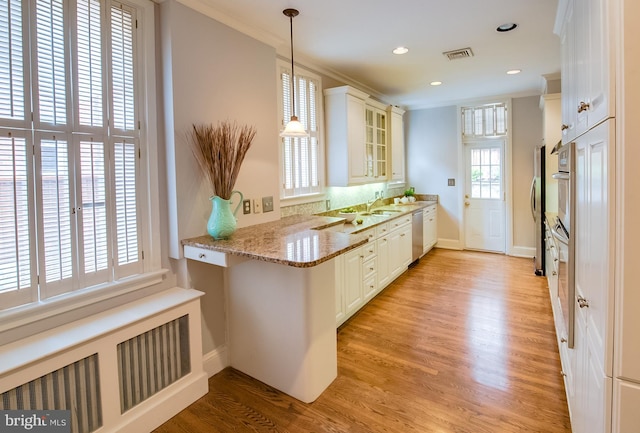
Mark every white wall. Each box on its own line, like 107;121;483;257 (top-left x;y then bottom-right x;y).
160;0;282;359
405;96;543;253
405;106;460;245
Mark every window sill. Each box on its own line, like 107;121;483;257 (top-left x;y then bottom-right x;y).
280;192;326;208
0;269;169;336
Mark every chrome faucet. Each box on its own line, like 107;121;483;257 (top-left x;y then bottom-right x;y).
366;197;382;213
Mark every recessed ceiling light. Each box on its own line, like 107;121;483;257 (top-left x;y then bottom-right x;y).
430;81;442;86
393;46;409;55
496;23;518;32
507;69;522;75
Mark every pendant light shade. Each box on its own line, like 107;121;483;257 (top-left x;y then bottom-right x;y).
280;8;309;138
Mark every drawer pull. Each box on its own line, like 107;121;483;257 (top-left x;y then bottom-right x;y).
199;253;206;259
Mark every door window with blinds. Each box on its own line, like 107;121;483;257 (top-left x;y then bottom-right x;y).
278;61;323;199
0;0;146;311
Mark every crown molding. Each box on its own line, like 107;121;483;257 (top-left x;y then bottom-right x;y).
174;0;283;48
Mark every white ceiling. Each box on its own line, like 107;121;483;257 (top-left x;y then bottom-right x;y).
189;0;561;109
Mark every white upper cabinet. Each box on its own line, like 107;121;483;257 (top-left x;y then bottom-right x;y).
388;105;406;184
558;0;614;143
365;99;389;181
325;86;394;186
324;86;369;185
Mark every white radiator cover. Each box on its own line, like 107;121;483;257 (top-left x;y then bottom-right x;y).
0;288;207;433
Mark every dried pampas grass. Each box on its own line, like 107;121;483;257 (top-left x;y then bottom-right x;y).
189;121;256;200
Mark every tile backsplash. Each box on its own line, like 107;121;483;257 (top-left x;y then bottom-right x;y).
280;183;436;217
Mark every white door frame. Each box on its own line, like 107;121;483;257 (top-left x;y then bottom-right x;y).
456;98;514;254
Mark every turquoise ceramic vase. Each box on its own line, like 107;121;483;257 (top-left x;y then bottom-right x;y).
207;191;243;239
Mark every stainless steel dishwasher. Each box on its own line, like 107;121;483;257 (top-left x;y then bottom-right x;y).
412;210;423;263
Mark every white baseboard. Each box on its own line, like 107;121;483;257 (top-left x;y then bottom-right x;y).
434;238;462;250
114;371;209;433
203;344;229;377
510;246;535;258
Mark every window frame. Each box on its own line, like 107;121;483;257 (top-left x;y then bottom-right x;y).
0;0;163;332
461;102;508;138
276;59;325;203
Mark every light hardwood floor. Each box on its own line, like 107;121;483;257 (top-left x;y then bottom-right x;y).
155;249;572;432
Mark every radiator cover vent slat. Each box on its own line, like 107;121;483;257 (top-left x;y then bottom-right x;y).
0;354;102;433
117;315;191;413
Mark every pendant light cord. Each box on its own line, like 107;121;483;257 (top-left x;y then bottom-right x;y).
283;9;299;121
289;13;296;119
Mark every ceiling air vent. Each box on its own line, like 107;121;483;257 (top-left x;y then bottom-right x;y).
443;47;474;60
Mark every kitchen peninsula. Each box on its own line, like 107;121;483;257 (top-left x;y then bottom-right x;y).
182;203;434;402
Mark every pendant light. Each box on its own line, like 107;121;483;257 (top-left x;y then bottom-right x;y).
280;8;309;138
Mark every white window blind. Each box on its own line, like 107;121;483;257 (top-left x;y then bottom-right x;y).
0;0;25;122
0;0;144;312
280;65;322;199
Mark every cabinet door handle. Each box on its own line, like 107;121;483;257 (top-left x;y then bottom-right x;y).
561;124;569;131
560;371;567;377
577;101;590;113
560;337;567;343
577;296;590;308
552;271;557;276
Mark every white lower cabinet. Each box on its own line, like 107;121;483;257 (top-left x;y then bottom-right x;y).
335;214;412;327
614;379;640;433
388;215;413;279
334;251;346;325
549;120;614;432
376;235;391;289
343;246;364;317
422;204;437;254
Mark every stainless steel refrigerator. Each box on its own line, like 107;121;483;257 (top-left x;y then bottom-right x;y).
530;145;545;275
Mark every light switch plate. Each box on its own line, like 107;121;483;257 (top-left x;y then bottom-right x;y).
262;196;274;213
448;178;456;186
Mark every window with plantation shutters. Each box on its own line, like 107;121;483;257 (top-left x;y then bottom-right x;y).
279;62;323;199
0;0;147;312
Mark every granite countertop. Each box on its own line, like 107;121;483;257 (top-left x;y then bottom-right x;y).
181;201;437;268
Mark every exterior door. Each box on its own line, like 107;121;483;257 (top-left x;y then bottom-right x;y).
464;141;506;252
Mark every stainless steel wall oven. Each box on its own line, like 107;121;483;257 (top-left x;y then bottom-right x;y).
551;142;575;348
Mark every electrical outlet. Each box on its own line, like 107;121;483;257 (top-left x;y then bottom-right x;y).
448;178;456;186
326;199;331;210
253;199;261;214
242;199;251;214
262;196;274;213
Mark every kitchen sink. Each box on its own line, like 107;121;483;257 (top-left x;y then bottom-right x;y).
370;209;402;216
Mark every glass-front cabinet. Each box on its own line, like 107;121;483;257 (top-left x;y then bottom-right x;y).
365;101;388;180
324;85;391;186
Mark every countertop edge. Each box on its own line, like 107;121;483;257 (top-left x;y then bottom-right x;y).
181;201;436;268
